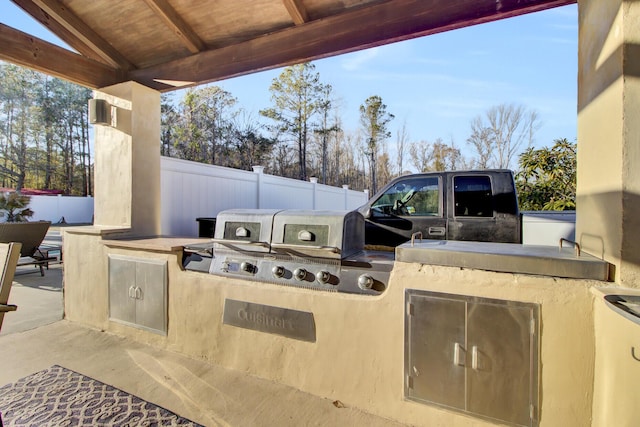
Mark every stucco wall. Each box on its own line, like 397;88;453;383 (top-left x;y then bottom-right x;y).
591;287;640;426
577;0;640;286
92;82;161;236
63;232;613;426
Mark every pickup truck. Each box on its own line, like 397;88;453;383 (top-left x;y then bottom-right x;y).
359;169;573;247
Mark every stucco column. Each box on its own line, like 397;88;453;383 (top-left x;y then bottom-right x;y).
92;82;161;236
577;0;640;286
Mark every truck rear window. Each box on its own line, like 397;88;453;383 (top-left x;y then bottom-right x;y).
454;176;493;217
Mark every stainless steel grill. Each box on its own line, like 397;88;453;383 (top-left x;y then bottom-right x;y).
185;209;392;295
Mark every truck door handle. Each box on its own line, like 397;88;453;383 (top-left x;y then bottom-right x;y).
428;227;445;236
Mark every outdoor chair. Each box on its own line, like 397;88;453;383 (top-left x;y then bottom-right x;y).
0;242;22;332
0;221;57;276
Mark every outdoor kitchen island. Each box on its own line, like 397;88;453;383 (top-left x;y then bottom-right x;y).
61;220;626;427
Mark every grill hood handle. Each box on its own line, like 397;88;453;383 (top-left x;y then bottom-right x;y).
271;243;341;254
211;238;270;248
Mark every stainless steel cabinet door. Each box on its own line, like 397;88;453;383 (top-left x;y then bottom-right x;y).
108;255;167;335
109;256;137;324
134;258;167;334
405;292;466;409
405;290;539;427
467;301;537;426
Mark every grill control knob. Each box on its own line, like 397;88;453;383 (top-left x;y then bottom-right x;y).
358;274;374;290
272;265;286;278
240;261;254;273
294;268;307;281
316;270;331;284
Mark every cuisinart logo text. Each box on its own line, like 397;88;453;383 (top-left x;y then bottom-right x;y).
223;299;316;342
237;308;294;330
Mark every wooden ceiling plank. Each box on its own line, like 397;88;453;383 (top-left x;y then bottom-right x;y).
141;0;206;54
282;0;309;25
27;0;135;70
130;0;575;91
0;23;121;88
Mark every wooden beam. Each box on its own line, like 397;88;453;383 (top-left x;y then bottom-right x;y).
10;0;106;65
142;0;206;53
0;23;121;89
129;0;575;92
19;0;135;70
282;0;309;25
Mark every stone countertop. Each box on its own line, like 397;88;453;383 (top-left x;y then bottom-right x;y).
101;236;210;252
396;240;612;282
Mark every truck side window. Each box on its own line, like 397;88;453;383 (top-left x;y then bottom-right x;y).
454;176;493;217
371;177;440;216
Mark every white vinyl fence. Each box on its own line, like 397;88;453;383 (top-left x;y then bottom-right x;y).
16;157;369;234
160;157;369;236
28;195;94;224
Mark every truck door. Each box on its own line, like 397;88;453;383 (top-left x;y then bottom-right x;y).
364;176;447;246
448;174;519;243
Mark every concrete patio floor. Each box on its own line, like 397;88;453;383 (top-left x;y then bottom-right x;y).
0;261;407;426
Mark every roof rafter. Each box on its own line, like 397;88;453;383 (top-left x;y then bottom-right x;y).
141;0;206;53
0;23;121;88
130;0;575;92
13;0;135;70
282;0;309;25
10;0;104;64
4;0;576;91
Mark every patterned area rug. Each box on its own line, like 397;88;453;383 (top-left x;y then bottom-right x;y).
0;365;203;426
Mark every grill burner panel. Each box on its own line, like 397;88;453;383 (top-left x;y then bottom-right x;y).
195;209;391;295
209;251;392;295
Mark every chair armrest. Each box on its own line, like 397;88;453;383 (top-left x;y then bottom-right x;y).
0;304;17;313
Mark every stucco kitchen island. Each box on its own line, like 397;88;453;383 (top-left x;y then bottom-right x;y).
62;225;628;427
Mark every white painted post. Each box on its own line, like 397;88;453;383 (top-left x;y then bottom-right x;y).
310;177;318;209
342;185;349;210
253;166;264;209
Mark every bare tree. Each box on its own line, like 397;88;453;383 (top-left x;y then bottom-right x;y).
410;138;464;172
314;84;340;184
359;95;394;194
228;112;276;171
467;103;540;170
396;119;409;175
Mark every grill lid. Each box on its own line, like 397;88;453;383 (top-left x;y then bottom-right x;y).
213;209;282;253
271;210;364;259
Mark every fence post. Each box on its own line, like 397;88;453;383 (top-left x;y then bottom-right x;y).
310;177;318;209
342;185;349;210
253;166;264;209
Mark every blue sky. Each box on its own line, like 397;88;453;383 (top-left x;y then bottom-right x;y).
2;2;577;166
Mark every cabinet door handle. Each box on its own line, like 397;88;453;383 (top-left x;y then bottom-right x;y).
128;286;136;298
472;345;479;370
453;342;465;366
134;286;142;299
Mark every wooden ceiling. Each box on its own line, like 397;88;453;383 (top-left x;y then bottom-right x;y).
2;0;575;92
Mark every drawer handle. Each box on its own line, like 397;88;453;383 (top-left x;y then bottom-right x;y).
633;347;640;362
